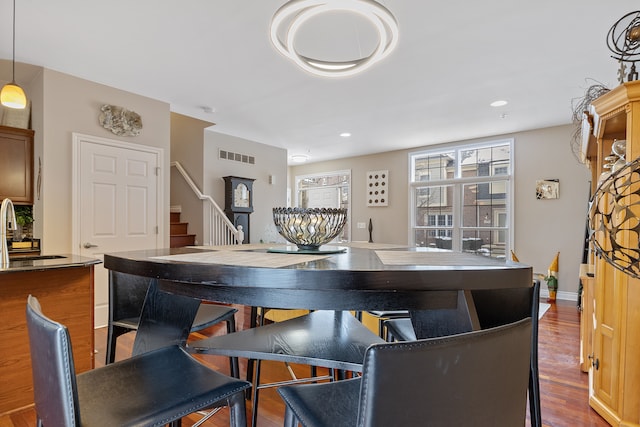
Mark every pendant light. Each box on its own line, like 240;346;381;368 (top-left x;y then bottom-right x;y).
270;0;399;78
1;0;27;109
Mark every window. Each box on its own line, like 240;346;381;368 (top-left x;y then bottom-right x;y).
410;140;512;258
295;170;351;242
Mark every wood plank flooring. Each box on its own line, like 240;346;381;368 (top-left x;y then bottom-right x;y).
1;300;610;427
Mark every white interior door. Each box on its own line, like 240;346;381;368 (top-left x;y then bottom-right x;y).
73;134;163;327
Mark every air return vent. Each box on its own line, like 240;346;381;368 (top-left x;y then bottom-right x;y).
219;149;255;165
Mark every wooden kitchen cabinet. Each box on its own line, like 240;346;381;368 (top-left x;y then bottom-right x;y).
0;125;34;204
583;81;640;426
0;261;96;416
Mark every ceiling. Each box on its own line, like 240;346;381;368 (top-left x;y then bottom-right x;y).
0;1;637;164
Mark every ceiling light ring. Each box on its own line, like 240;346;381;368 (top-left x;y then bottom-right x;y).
286;2;388;77
270;0;398;78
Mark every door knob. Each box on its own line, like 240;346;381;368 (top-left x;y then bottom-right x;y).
83;242;98;249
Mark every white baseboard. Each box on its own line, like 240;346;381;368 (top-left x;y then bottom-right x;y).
540;288;578;302
95;305;108;329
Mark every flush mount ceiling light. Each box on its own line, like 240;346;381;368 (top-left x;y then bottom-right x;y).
291;154;310;163
1;0;27;109
270;0;399;78
490;100;508;107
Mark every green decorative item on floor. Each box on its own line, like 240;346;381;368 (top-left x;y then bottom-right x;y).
545;252;559;303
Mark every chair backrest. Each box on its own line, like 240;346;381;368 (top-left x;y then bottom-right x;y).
109;270;153;326
357;317;532;427
26;295;81;427
471;279;540;329
131;278;200;356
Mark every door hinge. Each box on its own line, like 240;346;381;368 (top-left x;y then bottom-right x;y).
155;226;159;234
155;167;160;176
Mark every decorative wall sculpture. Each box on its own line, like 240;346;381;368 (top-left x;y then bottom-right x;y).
367;170;388;206
99;104;142;136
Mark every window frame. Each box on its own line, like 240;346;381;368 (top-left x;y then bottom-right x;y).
408;139;514;258
294;169;352;243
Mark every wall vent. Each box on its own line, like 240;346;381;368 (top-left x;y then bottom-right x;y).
219;149;255;165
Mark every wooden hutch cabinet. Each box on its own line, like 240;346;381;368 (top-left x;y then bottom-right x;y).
583;80;640;426
0;125;34;204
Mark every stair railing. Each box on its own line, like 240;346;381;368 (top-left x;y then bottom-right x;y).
171;161;243;245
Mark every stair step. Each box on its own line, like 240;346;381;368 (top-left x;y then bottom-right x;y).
170;212;181;223
170;222;189;235
170;234;196;248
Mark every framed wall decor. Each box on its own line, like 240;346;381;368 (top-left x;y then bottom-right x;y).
536;179;559;199
367;170;388;206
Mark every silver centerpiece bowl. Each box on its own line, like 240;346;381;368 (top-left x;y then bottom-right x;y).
272;207;347;251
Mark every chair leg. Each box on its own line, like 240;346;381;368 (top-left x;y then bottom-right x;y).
283;406;298;427
245;306;259;398
251;359;263;427
226;318;240;378
228;392;248;427
105;324;117;364
105;325;129;364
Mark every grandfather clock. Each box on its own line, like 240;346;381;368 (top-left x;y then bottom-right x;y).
223;176;255;243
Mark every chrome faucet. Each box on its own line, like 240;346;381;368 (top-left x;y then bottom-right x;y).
1;198;17;268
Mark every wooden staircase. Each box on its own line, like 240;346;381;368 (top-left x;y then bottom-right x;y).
170;211;196;248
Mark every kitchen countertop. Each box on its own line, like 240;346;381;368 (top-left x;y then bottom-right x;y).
0;254;101;273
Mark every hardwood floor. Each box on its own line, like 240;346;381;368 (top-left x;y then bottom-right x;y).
1;300;609;427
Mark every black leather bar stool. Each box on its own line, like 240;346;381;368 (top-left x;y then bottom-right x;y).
106;271;239;376
26;294;250;427
278;318;532;427
383;280;542;427
191;310;385;426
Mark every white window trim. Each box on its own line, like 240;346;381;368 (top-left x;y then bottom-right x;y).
408;139;514;256
294;169;352;242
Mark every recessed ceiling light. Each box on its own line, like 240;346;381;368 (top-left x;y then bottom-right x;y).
490;100;508;107
340;132;351;137
291;154;309;163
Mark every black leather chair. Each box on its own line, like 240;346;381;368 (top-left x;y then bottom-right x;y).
26;294;251;427
106;271;239;376
278;317;532;427
355;310;410;339
383;280;542;427
190;310;385;426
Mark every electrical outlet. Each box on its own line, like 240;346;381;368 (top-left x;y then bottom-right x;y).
357;222;366;229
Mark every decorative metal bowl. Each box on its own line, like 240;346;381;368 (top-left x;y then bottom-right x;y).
272;207;347;251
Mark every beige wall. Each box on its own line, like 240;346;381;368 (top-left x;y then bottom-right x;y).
37;69;171;254
290;124;591;300
203;131;288;244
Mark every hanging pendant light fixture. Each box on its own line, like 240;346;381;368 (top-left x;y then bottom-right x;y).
1;0;27;109
270;0;399;78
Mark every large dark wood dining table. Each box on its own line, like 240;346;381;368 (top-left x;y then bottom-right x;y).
103;243;532;314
